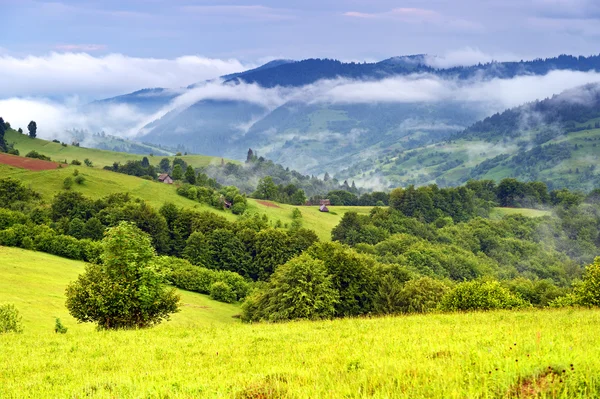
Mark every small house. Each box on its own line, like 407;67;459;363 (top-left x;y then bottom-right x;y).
319;204;329;213
158;173;174;184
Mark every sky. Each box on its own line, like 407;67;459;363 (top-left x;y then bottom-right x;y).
1;0;600;99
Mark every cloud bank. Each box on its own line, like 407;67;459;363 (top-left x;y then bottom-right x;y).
2;68;600;143
0;53;255;98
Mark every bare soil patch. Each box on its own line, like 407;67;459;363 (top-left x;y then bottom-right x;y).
0;153;64;171
257;200;281;208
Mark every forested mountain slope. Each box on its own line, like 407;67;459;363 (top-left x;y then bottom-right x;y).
337;83;600;191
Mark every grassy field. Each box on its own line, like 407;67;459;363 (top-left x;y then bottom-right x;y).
2;247;600;398
490;207;552;219
5;129;233;169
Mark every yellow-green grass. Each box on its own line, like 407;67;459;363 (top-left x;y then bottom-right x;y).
5;129;236;169
1;247;599;398
0;246;240;333
491;207;552;219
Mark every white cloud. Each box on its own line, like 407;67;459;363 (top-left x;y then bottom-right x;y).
424;48;519;68
0;53;255;99
2;69;600;144
342;7;483;32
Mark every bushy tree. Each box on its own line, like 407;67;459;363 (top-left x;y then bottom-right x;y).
27;120;37;138
172;164;183;180
185;165;196;184
242;255;338;322
0;304;23;333
439;280;529;312
182;231;210;266
65;222;180;329
253;177;278;200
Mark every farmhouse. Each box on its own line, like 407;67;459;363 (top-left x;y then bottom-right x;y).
158;174;174;184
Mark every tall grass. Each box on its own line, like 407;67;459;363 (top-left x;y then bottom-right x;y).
1;247;600;398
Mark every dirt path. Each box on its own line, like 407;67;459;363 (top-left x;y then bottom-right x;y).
0;153;64;171
256;200;281;208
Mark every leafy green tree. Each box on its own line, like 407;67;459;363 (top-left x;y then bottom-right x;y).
0;304;23;333
439;280;529;312
185;165;196;184
241;255;338;322
82;217;105;241
396;277;449;314
65;222;180;329
63;177;73;190
573;257;600;306
182;231;210;266
210;281;236;303
27;120;37;138
308;242;379;316
0;117;6;152
206;229;250;274
253;177;278;200
159;158;170;173
251;229;292;280
172;164;183;180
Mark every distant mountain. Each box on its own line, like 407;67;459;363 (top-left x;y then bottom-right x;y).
336;83;600;191
88;54;600;183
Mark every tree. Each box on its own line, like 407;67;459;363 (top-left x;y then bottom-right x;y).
253;177;278;200
182;231;210;266
0;117;6;152
241;255;338;322
141;157;150;168
27;121;37;138
159;158;170;173
65;222;180;329
246;148;255;163
185;165;196;184
172;164;183;180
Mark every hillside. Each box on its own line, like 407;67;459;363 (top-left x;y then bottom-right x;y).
1;251;599;397
0;247;240;333
337;83;600;191
4;129;229;169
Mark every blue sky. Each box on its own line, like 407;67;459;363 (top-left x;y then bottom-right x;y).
3;0;600;60
1;0;600;99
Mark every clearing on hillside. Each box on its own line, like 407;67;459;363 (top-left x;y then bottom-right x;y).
0;153;64;171
256;200;281;208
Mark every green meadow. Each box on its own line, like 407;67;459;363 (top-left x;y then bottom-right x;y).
4;129;233;169
1;247;600;398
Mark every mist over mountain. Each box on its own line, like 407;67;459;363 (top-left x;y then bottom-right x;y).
15;53;600;189
337;82;600;191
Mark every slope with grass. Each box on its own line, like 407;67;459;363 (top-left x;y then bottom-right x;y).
0;247;240;334
5;129;232;169
0;162;373;240
1;247;600;398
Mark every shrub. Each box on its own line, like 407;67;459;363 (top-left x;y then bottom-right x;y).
25;150;51;161
439;280;530;312
374;276;449;315
210;281;237;303
73;169;79;176
65;222;180;329
84;158;93;167
231;202;247;215
74;175;85;185
0;304;23;333
63;177;73;190
241;255;338;322
575;257;600;307
71;160;82;166
54;318;68;334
